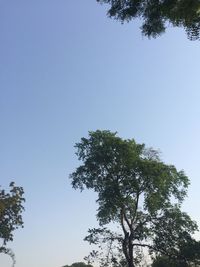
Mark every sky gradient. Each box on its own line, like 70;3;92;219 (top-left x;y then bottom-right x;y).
1;1;200;267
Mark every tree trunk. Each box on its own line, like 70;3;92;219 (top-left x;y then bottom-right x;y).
128;259;134;267
120;208;135;267
128;240;134;267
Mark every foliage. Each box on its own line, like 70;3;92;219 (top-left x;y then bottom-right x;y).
152;239;200;267
151;255;181;267
70;130;198;267
63;262;93;267
0;182;25;266
96;0;200;40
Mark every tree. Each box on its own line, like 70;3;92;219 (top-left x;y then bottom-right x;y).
152;238;200;267
62;262;93;267
0;182;25;266
70;130;198;267
96;0;200;40
151;255;180;267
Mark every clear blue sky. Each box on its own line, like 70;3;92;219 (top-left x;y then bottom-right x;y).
1;1;200;267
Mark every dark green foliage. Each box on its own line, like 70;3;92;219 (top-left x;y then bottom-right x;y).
152;240;200;266
63;262;93;267
0;182;25;266
179;239;200;265
70;130;198;267
152;255;181;267
96;0;200;40
151;239;200;266
151;207;198;258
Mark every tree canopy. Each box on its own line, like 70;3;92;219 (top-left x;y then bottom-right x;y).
0;182;25;266
70;130;198;267
63;261;93;267
151;255;181;267
152;238;200;266
63;262;93;267
96;0;200;40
